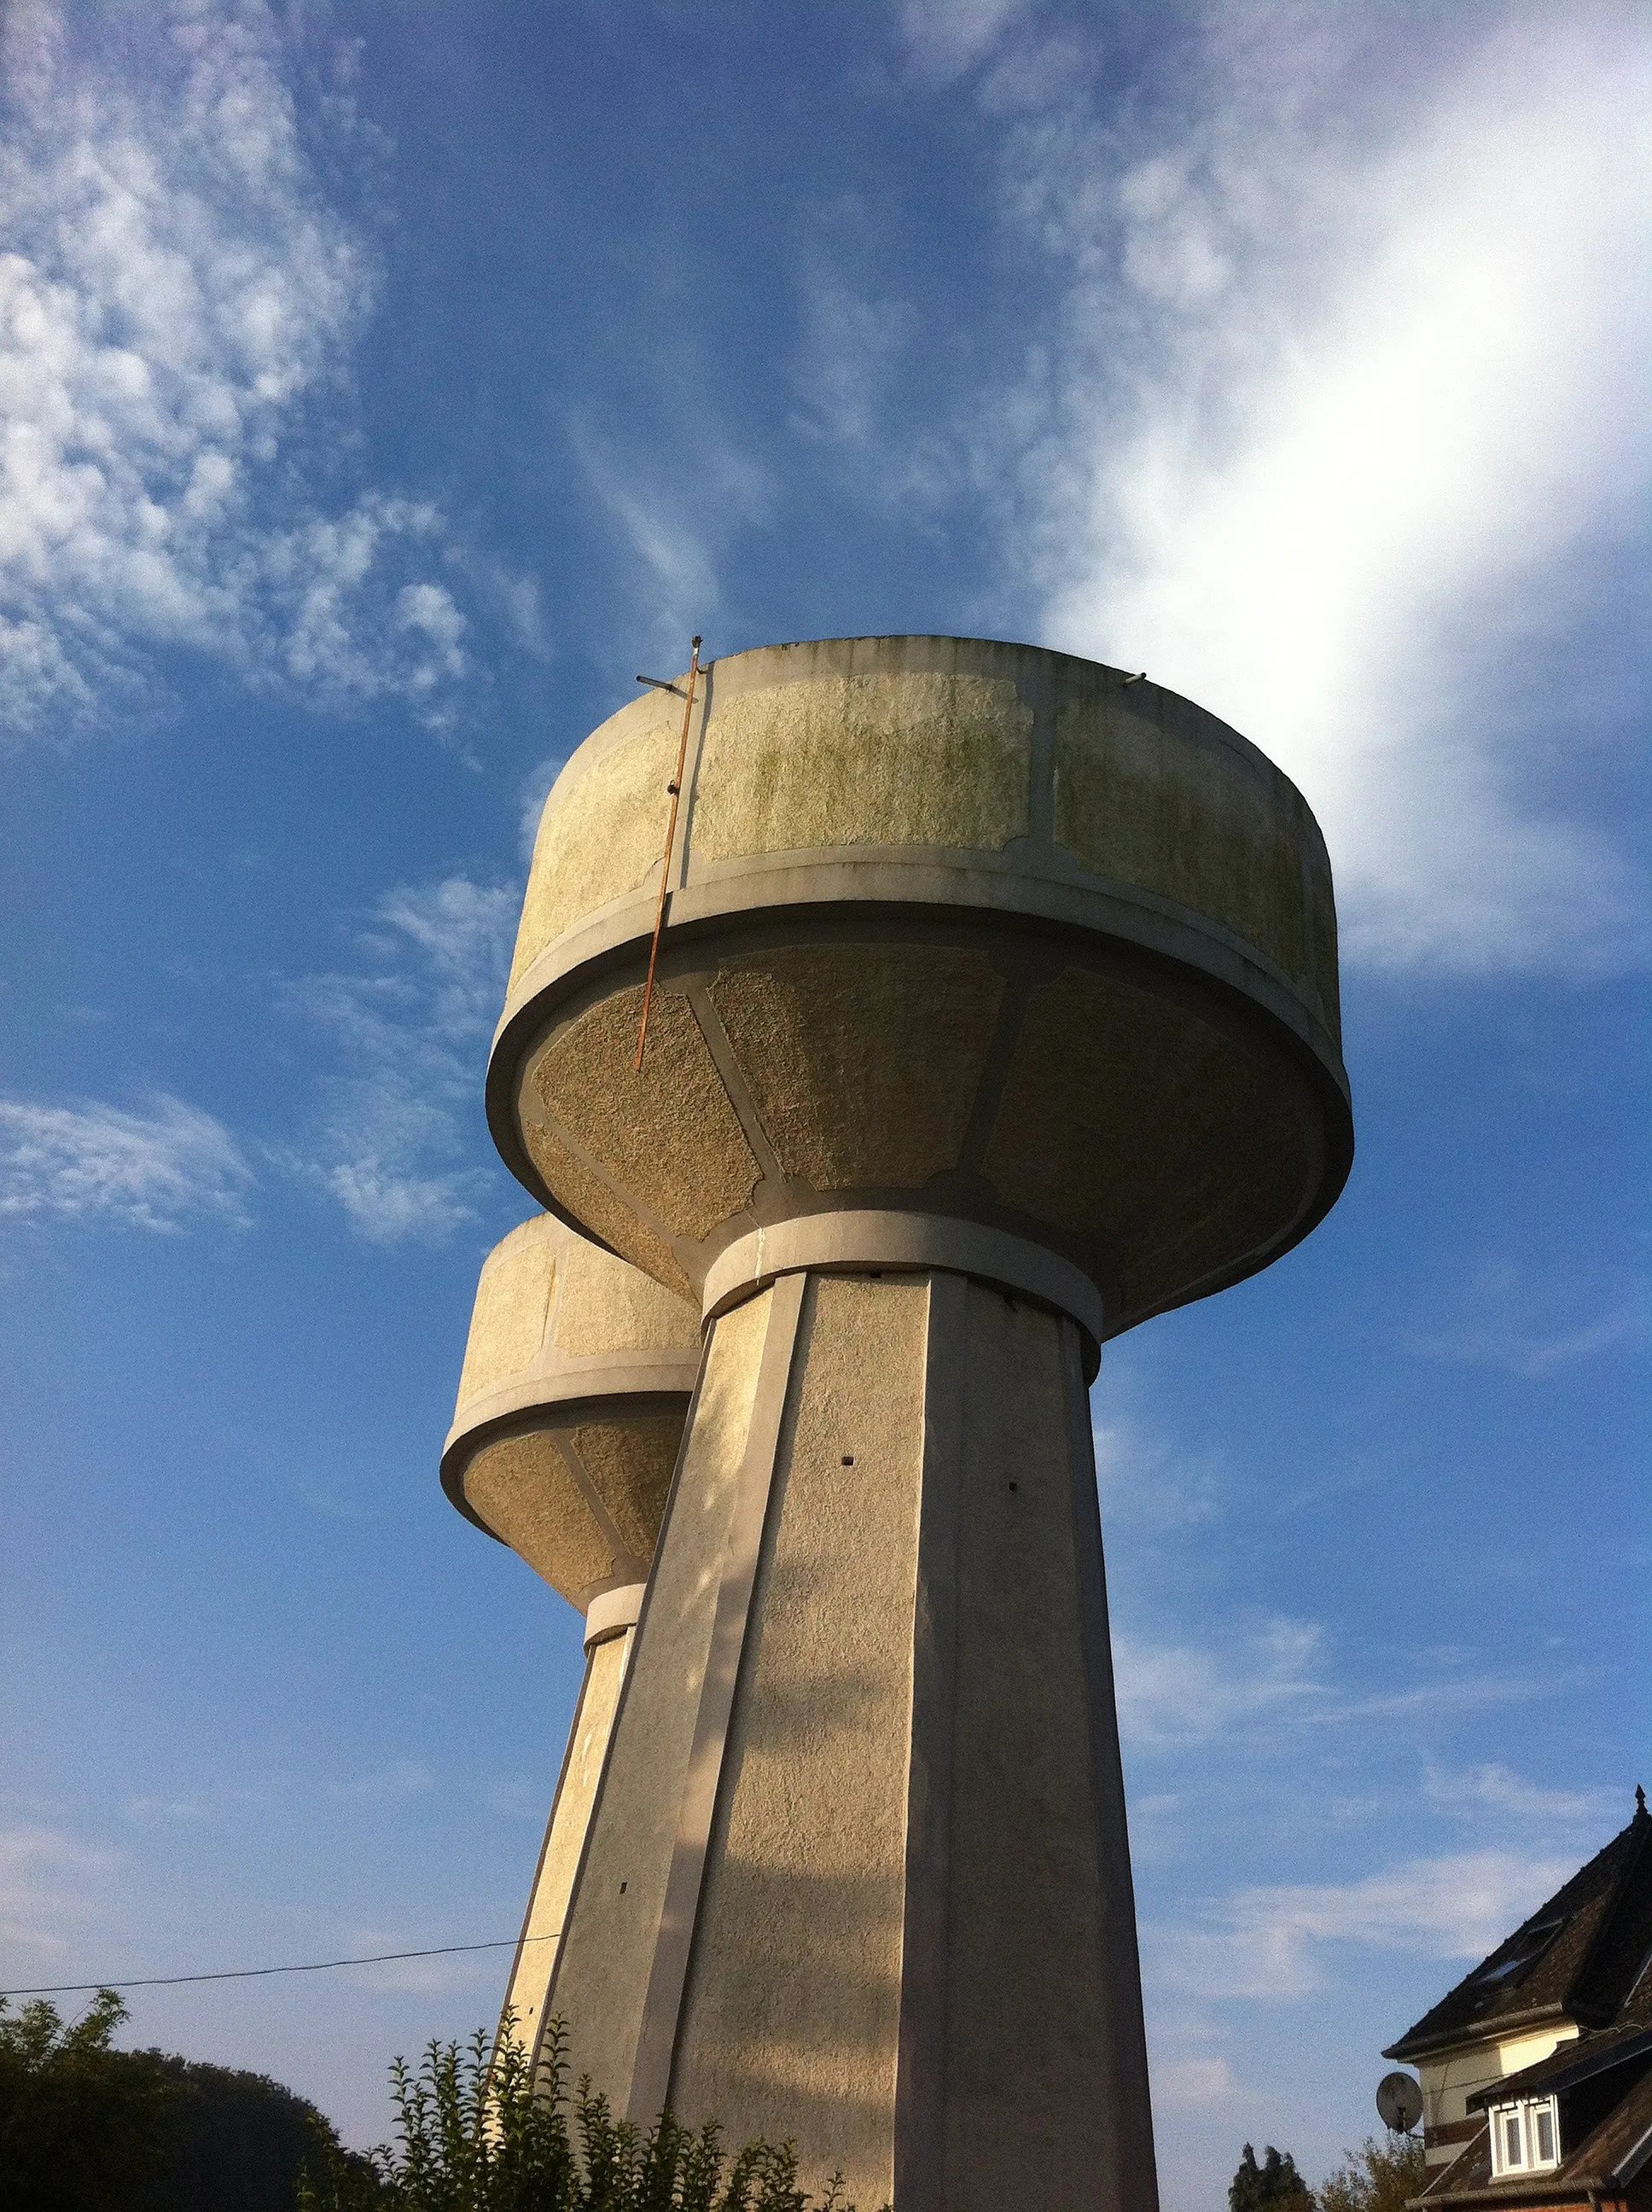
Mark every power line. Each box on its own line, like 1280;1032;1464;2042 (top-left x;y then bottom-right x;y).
2;1931;560;2000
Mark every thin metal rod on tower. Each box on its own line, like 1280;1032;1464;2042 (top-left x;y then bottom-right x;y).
634;635;703;1070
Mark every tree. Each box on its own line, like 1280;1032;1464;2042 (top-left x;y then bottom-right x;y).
1230;2142;1315;2212
1318;2133;1428;2212
0;1985;372;2211
298;2014;879;2211
0;1988;174;2210
147;2049;374;2211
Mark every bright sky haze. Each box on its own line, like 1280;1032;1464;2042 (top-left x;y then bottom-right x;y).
1;4;1647;2205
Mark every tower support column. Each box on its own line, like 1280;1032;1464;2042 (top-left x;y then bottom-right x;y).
503;1585;647;2058
544;1253;1157;2212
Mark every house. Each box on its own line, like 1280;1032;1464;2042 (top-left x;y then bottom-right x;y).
1383;1789;1652;2212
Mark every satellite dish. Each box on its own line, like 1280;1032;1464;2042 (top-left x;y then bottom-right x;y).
1377;2072;1424;2135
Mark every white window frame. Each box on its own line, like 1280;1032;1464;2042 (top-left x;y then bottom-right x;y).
1488;2097;1561;2177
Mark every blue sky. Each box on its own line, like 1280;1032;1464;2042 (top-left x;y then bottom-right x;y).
0;2;1646;2201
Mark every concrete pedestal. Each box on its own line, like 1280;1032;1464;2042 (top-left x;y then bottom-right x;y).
439;1214;699;2059
499;1584;645;2050
544;1255;1155;2211
477;636;1356;2197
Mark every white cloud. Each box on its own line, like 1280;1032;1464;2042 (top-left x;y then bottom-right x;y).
1400;1260;1649;1378
966;4;1652;972
1153;2052;1242;2111
1095;1406;1227;1533
0;3;472;732
792;263;919;453
1112;1616;1563;1751
278;874;517;1244
1114;1619;1324;1749
330;1760;433;1806
900;0;1028;81
0;1823;121;1960
568;419;771;667
1147;1848;1574;2000
0;1091;253;1231
1424;1764;1620;1827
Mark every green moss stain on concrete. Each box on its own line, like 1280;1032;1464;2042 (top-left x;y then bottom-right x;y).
511;713;679;987
1054;696;1339;1040
693;672;1032;860
456;1221;556;1412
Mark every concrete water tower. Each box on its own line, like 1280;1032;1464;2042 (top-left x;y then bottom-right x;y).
442;1212;699;2055
481;636;1352;2209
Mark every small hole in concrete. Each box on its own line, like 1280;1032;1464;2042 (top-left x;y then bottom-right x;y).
841;1455;855;1467
1009;1481;1019;1492
620;1882;627;1894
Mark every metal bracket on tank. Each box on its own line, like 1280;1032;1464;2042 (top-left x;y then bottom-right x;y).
633;635;704;1071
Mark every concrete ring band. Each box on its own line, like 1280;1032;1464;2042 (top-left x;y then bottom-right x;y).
584;1582;648;1652
701;1210;1105;1380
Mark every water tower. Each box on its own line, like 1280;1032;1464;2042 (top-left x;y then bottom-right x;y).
442;1212;699;2054
480;636;1352;2209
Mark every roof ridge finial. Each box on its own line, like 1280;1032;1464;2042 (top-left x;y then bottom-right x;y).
1637;1783;1647;1818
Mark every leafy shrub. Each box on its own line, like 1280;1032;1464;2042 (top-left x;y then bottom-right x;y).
0;1988;175;2209
298;2014;878;2212
1318;2133;1427;2212
0;1987;371;2212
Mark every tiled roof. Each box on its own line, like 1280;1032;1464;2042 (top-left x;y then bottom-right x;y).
1466;2022;1652;2110
1414;2064;1652;2204
1387;1799;1652;2062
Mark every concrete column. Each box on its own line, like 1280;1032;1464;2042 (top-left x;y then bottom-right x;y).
544;1262;1156;2212
499;1585;646;2060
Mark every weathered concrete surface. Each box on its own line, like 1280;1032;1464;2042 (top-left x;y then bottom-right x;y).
475;637;1355;2202
442;1212;701;1609
501;1626;631;2056
489;636;1352;1339
440;1214;701;2064
541;1289;776;2104
544;1268;1155;2210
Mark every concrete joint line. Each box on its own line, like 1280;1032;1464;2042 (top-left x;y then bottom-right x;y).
1062;1318;1160;2212
442;1358;700;1468
683;983;789;1188
519;1650;601;2076
1025;654;1058;853
522;1091;695;1275
626;1272;807;2128
893;1270;970;2211
552;1431;637;1586
956;968;1032;1177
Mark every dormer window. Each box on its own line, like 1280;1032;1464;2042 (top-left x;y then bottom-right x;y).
1469;1918;1565;2005
1488;2095;1560;2176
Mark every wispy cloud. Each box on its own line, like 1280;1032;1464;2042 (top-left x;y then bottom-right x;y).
1424;1764;1621;1828
1400;1260;1649;1378
899;0;1029;82
277;875;516;1244
1095;1406;1227;1534
1147;1848;1575;2000
791;261;920;455
1113;1618;1564;1751
0;1823;121;1960
567;414;771;667
0;3;474;734
0;1091;253;1231
1152;2052;1242;2111
919;3;1652;975
1114;1619;1324;1749
329;1761;433;1806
